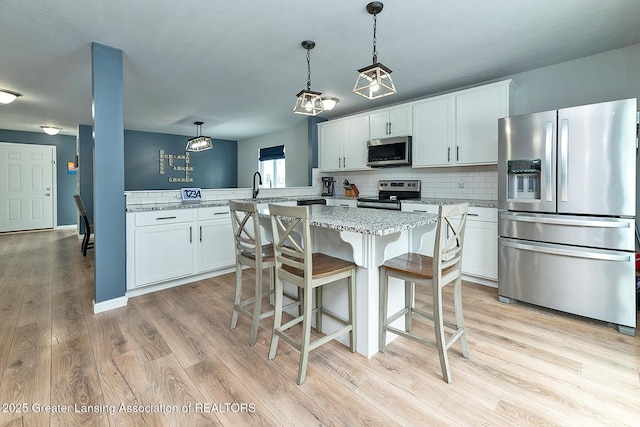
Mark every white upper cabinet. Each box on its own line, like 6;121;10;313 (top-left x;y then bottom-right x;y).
369;105;413;139
412;95;455;167
318;115;370;171
412;80;512;167
455;81;512;165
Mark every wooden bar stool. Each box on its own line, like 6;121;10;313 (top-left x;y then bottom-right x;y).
227;200;276;346
268;204;357;385
379;203;469;383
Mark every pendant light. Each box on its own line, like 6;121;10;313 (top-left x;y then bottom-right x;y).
293;40;324;116
353;2;396;100
185;121;213;152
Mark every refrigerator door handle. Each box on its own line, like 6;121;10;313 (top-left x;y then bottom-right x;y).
501;239;631;262
545;121;553;201
500;212;631;228
559;118;569;202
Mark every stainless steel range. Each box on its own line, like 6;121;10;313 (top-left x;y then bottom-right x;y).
357;180;421;210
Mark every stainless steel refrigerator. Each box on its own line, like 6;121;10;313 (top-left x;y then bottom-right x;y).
497;98;638;335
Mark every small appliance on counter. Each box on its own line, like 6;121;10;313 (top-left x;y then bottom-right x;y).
321;177;335;196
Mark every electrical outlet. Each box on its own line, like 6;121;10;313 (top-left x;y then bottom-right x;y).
458;180;464;188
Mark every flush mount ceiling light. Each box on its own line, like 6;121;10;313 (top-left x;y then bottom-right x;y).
0;89;21;105
40;126;61;135
293;40;324;116
321;97;339;111
353;2;396;100
185;121;213;152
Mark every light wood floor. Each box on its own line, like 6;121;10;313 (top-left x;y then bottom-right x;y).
1;229;639;426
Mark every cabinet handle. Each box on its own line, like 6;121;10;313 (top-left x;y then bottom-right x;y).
388;122;392;135
213;212;229;216
468;213;479;217
447;147;451;162
339;157;342;168
189;226;192;243
413;210;428;213
199;225;202;242
456;146;460;162
343;157;346;168
156;216;177;220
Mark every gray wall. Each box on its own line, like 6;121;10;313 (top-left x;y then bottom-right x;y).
124;129;238;191
237;119;310;188
510;43;640;115
0;129;77;226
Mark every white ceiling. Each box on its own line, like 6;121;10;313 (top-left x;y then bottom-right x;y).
1;0;639;141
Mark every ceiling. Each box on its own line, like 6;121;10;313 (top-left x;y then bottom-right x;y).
1;0;639;141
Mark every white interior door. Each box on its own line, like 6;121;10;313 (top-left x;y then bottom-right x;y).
0;142;55;232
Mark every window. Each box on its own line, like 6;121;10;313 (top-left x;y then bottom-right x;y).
259;145;285;188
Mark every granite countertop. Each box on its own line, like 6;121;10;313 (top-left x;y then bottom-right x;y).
258;205;437;236
405;198;497;208
126;195;497;213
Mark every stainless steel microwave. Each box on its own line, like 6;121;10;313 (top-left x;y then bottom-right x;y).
366;136;411;167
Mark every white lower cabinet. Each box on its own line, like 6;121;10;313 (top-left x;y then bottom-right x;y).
401;203;498;282
462;207;498;280
197;207;235;272
127;206;235;290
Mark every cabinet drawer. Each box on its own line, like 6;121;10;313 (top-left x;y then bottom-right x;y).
401;203;438;213
135;209;195;227
467;207;497;222
198;206;231;221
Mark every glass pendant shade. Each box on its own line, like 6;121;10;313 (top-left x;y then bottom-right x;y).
294;90;324;116
353;62;396;99
185;121;213;152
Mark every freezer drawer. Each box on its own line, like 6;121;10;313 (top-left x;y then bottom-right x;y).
499;211;635;251
498;237;636;328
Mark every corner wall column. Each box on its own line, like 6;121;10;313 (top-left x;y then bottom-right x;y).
91;42;127;309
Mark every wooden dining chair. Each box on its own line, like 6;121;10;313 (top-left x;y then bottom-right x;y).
379;203;469;383
268;203;357;385
72;194;94;256
229;200;302;346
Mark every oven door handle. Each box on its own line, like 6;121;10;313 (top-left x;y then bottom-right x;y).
501;238;631;262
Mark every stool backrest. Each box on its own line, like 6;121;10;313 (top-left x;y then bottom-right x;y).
268;204;311;281
229;200;264;264
433;203;469;278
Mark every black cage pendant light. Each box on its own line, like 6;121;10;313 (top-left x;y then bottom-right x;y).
185;121;213;152
353;2;396;100
293;40;324;116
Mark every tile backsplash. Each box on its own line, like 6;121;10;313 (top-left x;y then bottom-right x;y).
125;166;497;206
322;165;498;200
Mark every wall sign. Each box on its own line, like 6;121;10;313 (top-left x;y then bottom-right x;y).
159;149;194;183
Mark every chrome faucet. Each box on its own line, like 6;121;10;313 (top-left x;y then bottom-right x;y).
252;171;262;199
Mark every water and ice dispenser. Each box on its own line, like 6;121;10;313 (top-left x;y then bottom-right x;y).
507;159;541;200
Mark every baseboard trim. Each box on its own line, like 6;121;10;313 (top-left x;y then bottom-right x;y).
93;296;128;313
56;224;76;230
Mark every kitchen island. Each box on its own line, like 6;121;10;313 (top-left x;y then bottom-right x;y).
257;205;438;358
126;200;438;357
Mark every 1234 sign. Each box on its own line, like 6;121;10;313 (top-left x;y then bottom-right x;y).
181;187;202;202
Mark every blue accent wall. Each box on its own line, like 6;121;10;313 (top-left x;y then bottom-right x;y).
124;129;237;190
0;129;77;226
308;116;326;185
77;124;93;235
92;42;126;304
